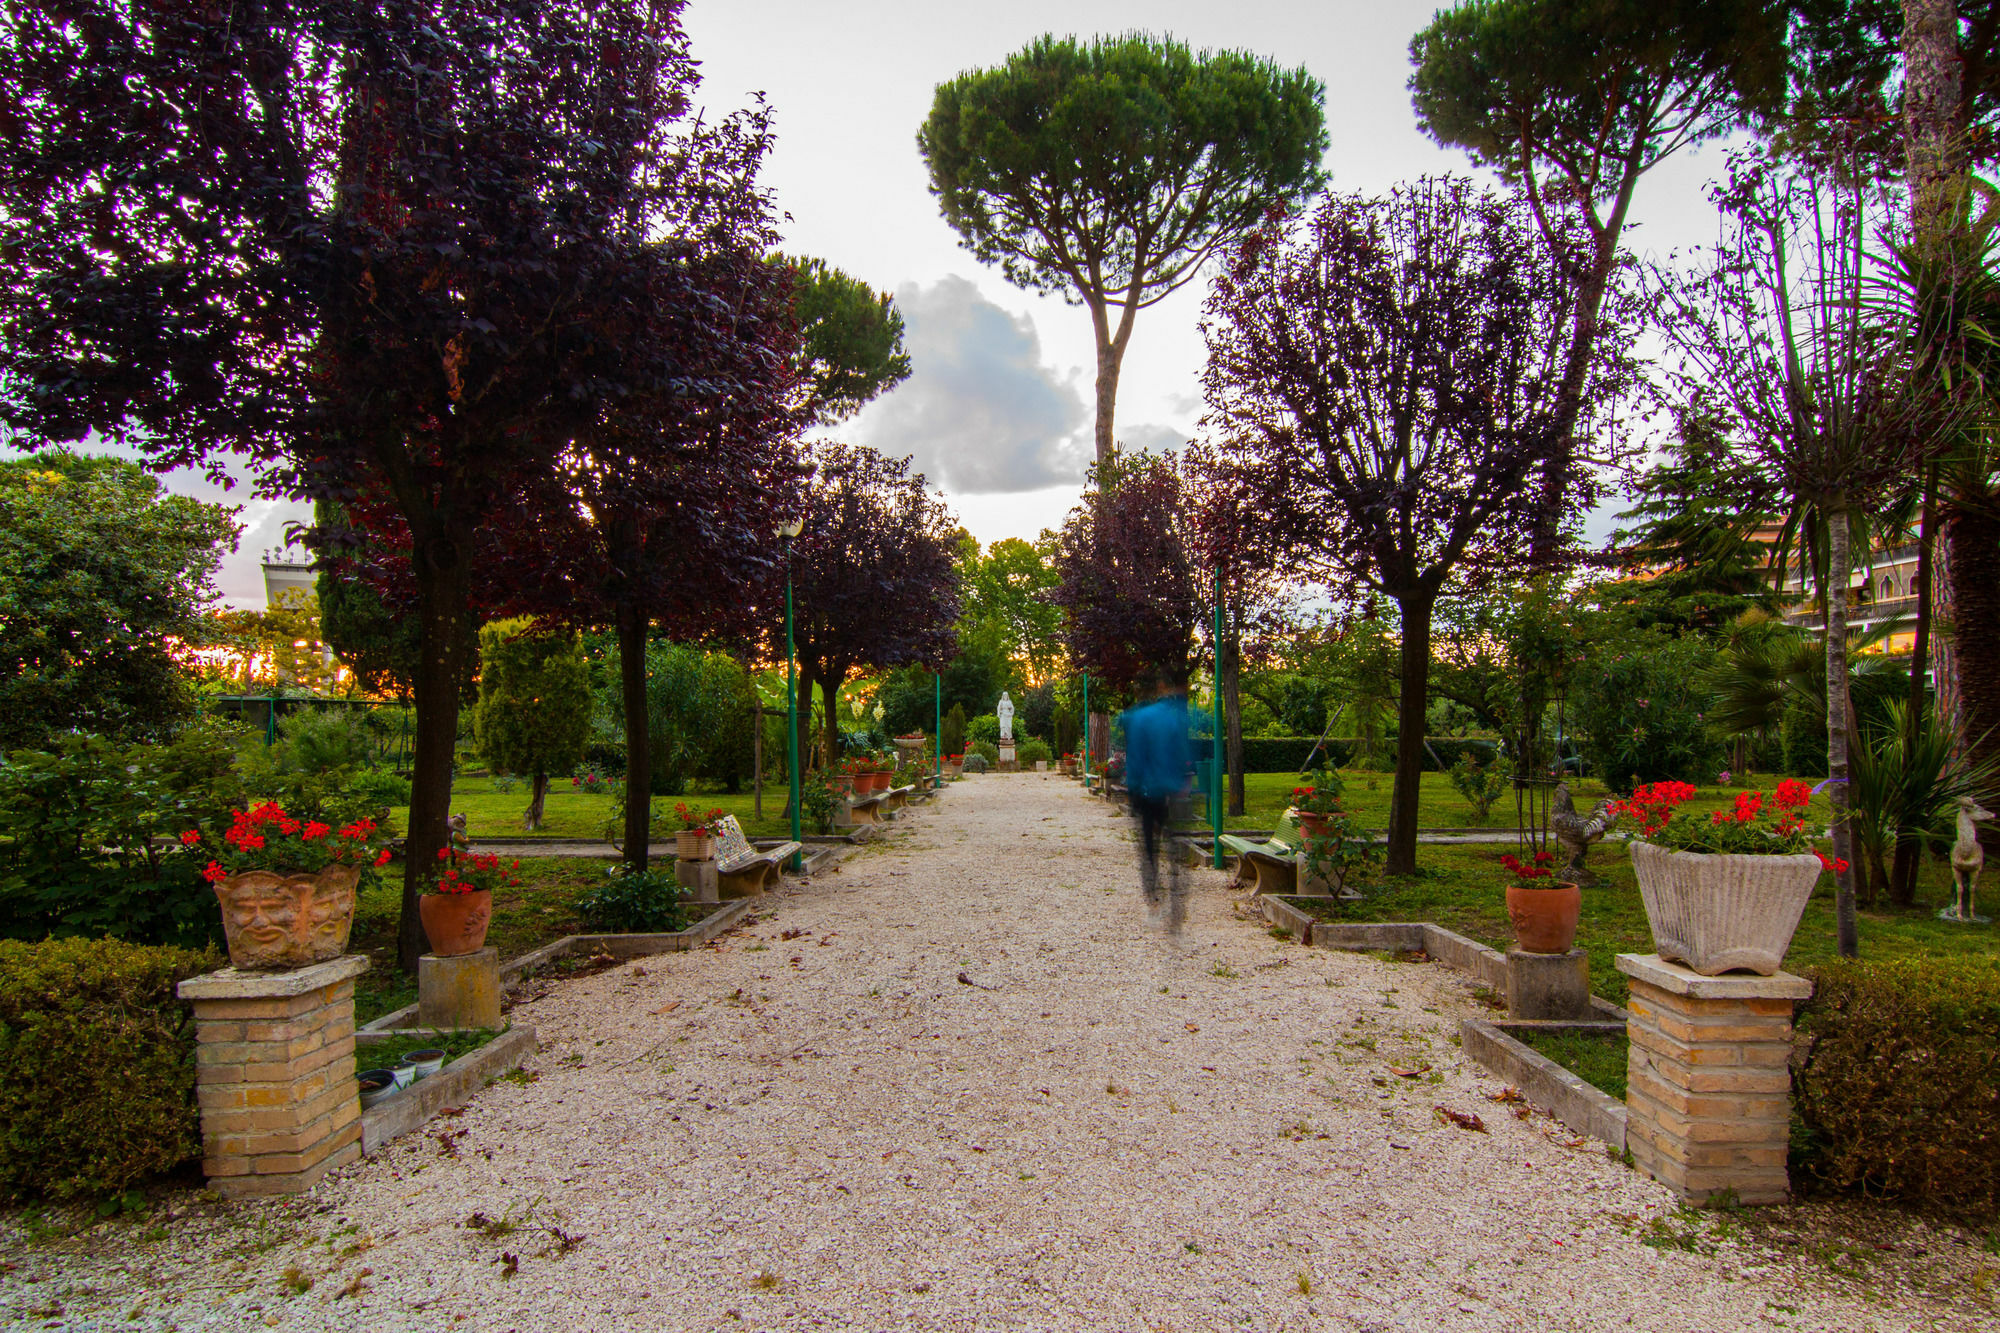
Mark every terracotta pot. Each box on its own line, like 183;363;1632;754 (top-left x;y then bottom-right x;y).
419;888;493;958
675;830;716;861
214;863;362;970
869;770;891;794
1630;842;1821;976
1505;881;1581;954
833;774;856;796
1297;811;1330;840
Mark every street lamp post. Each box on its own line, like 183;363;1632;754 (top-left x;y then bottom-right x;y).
1212;566;1225;869
778;517;805;870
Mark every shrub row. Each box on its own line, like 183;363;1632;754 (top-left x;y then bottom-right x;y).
0;936;216;1201
1236;736;1499;774
1793;956;2000;1223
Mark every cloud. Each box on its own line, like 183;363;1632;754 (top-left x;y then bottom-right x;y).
850;276;1091;493
1118;422;1192;457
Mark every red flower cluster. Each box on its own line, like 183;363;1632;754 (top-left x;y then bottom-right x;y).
1614;781;1699;836
183;805;392;880
673;802;728;836
1815;849;1850;875
432;847;522;895
1500;851;1555;882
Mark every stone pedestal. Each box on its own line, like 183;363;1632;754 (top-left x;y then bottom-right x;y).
1507;948;1591;1020
675;856;720;903
1617;953;1811;1206
178;955;368;1198
997;742;1017;773
418;947;502;1030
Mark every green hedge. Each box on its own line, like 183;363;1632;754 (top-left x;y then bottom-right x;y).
0;936;217;1200
1793;957;2000;1222
1236;737;1499;774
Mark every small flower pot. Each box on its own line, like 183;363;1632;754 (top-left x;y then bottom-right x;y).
419;888;492;958
675;830;716;861
397;1049;446;1080
359;1070;397;1108
214;863;363;970
389;1065;415;1090
1630;842;1821;976
1505;881;1582;954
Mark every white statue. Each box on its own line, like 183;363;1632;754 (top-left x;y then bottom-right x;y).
997;692;1014;742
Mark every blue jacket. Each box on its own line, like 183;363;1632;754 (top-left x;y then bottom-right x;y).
1122;695;1191;800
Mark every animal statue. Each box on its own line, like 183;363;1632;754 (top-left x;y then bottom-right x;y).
1945;796;1993;923
1550;783;1619;885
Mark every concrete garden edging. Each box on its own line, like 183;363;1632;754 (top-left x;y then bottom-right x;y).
355;1023;538;1152
1256;895;1632;1144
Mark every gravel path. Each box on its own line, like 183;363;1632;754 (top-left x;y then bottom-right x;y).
8;775;1991;1331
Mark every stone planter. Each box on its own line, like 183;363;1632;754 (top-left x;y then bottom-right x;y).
214;863;361;970
418;888;493;958
1629;842;1821;976
675;830;716;861
1504;881;1581;954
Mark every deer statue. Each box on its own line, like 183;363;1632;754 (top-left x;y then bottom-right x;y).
1944;796;1993;924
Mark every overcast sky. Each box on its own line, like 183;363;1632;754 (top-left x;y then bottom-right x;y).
176;0;1740;605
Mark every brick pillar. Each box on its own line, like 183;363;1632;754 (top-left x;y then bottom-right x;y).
1616;953;1811;1206
176;954;369;1198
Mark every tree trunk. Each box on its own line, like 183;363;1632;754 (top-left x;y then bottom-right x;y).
820;673;842;768
1386;593;1436;878
1222;626;1245;817
1892;470;1938;905
524;769;548;832
616;602;654;874
795;662;817;786
1905;0;1966;240
1827;506;1859;958
399;534;472;974
1086;296;1140;473
1949;505;2000;807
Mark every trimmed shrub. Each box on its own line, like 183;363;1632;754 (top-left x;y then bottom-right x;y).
575;867;689;934
1792;957;2000;1222
1235;736;1498;774
0;936;216;1200
1016;739;1052;765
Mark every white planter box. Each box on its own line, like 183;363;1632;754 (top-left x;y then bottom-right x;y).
1630;842;1821;976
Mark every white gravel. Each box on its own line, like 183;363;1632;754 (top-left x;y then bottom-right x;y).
7;773;1993;1331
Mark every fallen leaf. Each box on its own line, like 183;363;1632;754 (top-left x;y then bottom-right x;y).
1388;1065;1429;1078
650;1000;680;1015
1434;1105;1487;1132
1185;1022;1199;1032
1487;1087;1525;1104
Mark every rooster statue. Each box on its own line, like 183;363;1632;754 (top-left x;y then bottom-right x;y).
1550;783;1618;885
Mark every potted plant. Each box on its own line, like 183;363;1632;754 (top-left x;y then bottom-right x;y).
672;803;726;860
1301;800;1377;898
1500;849;1580;953
1616;779;1834;976
420;847;520;957
184;804;392;970
1291;769;1346;839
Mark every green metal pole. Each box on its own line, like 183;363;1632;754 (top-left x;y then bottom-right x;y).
934;671;942;786
1082;675;1090;784
1212;567;1225;869
785;541;802;871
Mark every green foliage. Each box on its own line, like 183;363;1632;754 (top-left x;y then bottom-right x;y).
783;255;911;425
941;703;967;759
601;641;755;796
1302;805;1378;896
0;725;245;948
958;537;1065;683
967;714;1000;746
1794;957;2000;1222
316;555;424;702
1448;753;1508;823
799;773;842;835
0;451;236;751
1235;736;1498;774
1782;692;1829;777
574;866;688;935
1848;702;2000;903
0;936;217;1200
1572;636;1728;790
1016;739;1051;765
920;33;1326;306
237;709;402;832
473;620;592;807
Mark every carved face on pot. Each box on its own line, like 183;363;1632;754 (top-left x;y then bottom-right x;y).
214;866;360;969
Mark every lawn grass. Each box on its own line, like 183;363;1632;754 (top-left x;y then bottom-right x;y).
346;853;646;1022
1188;769;1835;833
1517;1029;1629;1100
1288;838;2000;1006
391;775;797;842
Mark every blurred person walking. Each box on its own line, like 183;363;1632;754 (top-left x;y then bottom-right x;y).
1123;670;1193;929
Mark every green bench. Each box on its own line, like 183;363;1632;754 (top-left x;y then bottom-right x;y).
1218;809;1305;895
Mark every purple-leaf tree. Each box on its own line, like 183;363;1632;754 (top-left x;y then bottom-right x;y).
1201;177;1634;875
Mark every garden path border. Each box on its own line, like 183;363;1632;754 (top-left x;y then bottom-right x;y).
354;1024;539;1153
